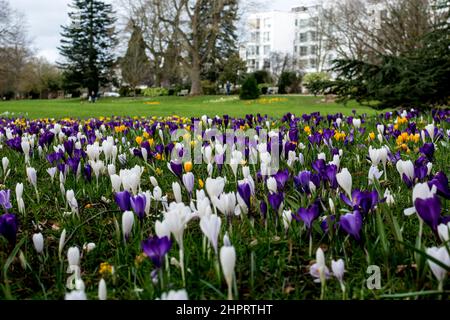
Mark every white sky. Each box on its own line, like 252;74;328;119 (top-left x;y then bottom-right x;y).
10;0;303;63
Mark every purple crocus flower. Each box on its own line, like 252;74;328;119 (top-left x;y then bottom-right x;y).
0;190;12;211
428;172;450;199
420;143;435;161
0;213;19;244
141;236;172;269
340;189;378;215
168;160;183;179
84;164;92;182
67;157;80;174
274;169;289;191
131;194;147;220
260;200;268;220
237;182;251;209
339;210;363;241
268;192;284;213
293;201;321;229
415;195;441;231
115;190;131;211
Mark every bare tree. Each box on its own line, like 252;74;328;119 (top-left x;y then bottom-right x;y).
0;0;31;98
323;0;447;62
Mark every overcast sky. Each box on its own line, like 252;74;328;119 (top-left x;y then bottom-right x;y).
10;0;303;63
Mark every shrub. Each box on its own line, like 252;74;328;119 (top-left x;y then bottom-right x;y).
143;87;169;97
258;83;270;95
278;72;302;94
201;80;218;95
240;76;260;100
252;70;272;84
303;72;330;95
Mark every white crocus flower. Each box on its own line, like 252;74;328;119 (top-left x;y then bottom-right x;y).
200;214;222;254
336;168;352;199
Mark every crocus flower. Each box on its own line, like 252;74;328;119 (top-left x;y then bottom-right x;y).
0;213;19;244
310;247;331;283
115;190;131;211
214;192;238;217
331;259;345;283
266;177;278;194
428;172;450;199
98;279;107;301
220;235;236;300
426;246;450;286
0;189;12;211
293;201;321;230
268;192;284;214
205;177;225;199
420;143;435;161
182;172;195;196
172;182;182;203
122;211;135;240
339;210;363;241
274;169;289;191
260;200;267;220
141;235;172;268
26;167;37;188
168;160;183;179
200;214;222;254
404;183;441;231
237;181;251;210
32;233;44;254
336;168;352;199
130;193;147;220
159;289;188;300
282;210;292;231
437;223;450;242
396;160;415;187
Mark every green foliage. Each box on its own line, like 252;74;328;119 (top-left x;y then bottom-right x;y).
120;25;151;90
58;0;117;94
201;80;218;95
240;76;260;100
218;53;247;85
258;83;270;95
315;11;450;109
278;72;302;94
252;70;272;85
143;87;168;97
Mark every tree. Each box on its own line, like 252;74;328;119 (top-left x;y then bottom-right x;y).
156;0;239;95
278;71;302;94
58;0;118;95
200;0;240;83
0;0;31;99
218;53;247;85
120;23;151;95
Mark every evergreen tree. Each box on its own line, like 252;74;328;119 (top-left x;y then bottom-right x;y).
120;24;151;94
200;0;239;83
58;0;117;95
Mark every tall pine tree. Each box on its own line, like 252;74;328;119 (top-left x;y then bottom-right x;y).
58;0;117;95
120;24;151;94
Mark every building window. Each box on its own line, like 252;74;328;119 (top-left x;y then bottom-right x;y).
310;45;318;55
299;19;308;28
256;61;260;70
295;19;298;27
256;18;260;29
264;18;271;28
256;46;260;55
300;46;308;56
310;58;317;69
294;46;298;53
263;59;270;69
299;33;307;42
310;31;317;41
263;32;270;42
264;45;270;55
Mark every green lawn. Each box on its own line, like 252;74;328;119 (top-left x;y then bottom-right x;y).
0;95;379;119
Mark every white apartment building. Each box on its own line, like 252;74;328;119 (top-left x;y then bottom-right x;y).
240;1;333;75
241;11;295;73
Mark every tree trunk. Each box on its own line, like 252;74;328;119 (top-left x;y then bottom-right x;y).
190;53;202;96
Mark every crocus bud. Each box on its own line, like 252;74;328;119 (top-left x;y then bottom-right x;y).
122;211;134;240
266;177;277;194
67;246;80;266
59;229;67;258
331;259;345;282
336;168;352;199
150;176;158;187
220;243;236;300
98;278;107;300
32;233;44;254
172;182;182;203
